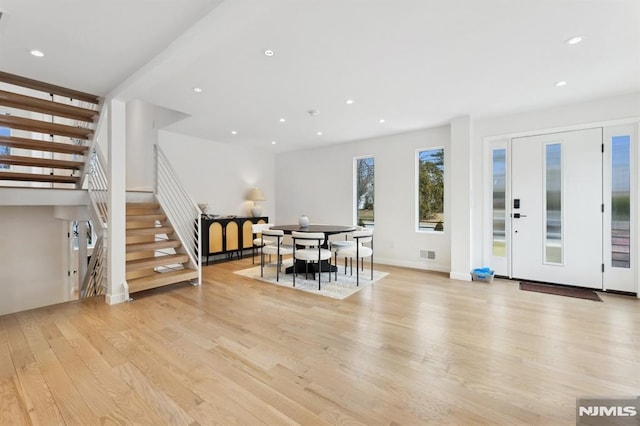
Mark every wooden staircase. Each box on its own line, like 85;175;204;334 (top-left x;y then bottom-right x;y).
126;201;198;293
0;71;100;187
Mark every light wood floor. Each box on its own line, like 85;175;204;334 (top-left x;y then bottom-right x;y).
1;259;639;425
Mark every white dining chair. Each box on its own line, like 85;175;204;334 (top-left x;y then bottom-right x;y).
330;225;364;272
291;231;332;290
252;223;274;264
334;229;373;286
260;229;293;282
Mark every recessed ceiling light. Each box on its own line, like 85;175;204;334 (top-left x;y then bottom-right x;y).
271;141;276;145
231;130;237;135
279;118;286;123
192;87;203;93
346;99;354;105
317;131;323;136
555;81;567;87
30;49;44;57
379;119;385;123
565;36;583;45
264;49;275;57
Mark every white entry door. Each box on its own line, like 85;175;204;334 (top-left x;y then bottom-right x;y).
511;128;603;289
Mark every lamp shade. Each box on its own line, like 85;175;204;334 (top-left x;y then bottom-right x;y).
247;187;266;202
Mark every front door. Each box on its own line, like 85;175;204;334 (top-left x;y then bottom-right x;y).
511;128;603;289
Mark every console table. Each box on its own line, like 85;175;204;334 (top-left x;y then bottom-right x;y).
201;216;268;265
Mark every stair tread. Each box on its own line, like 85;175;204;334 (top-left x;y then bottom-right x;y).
0;89;98;123
128;269;198;293
126;213;166;221
0;70;100;104
0;135;89;155
126;202;160;209
126;253;189;271
0;115;93;140
126;240;182;253
0;155;84;170
126;226;174;236
0;171;79;184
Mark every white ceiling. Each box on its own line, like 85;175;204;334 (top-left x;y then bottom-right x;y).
1;0;639;152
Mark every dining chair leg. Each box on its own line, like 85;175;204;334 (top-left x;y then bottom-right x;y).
260;250;264;277
370;254;373;280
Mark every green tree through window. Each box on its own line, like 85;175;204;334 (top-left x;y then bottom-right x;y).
418;148;444;231
356;157;374;227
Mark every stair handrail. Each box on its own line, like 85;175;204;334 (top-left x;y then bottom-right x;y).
82;103;109;299
80;235;106;298
153;144;202;285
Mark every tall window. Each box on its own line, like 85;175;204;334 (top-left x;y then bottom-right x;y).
0;127;9;170
417;148;444;231
492;149;506;256
544;143;562;264
611;135;631;268
355;157;374;227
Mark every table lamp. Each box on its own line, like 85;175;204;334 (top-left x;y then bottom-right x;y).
247;187;266;217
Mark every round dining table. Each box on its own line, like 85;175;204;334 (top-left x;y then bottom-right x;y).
269;224;356;274
270;224;356;235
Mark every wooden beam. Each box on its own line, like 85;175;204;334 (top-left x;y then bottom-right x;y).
0;71;100;104
0;135;88;155
0;90;98;123
0;115;92;139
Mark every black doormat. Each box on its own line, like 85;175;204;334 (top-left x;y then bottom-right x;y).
519;281;603;302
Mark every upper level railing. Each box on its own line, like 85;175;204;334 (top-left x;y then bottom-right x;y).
154;144;202;285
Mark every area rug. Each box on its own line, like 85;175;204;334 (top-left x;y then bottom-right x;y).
519;281;603;302
234;265;388;300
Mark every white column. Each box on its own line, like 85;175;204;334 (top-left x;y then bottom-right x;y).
449;116;473;281
106;99;128;304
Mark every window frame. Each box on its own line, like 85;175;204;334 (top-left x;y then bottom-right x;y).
415;146;445;234
353;155;375;228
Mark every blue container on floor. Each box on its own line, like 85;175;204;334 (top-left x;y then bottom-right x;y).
472;267;494;282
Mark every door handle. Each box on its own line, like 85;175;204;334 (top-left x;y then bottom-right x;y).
512;213;528;218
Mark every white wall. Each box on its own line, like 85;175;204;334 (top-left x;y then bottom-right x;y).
158;131;276;219
275;126;451;272
126;99;189;191
0;206;69;316
472;92;640;268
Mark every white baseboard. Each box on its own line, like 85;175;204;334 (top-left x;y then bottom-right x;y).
374;257;450;273
105;292;128;305
449;271;472;282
